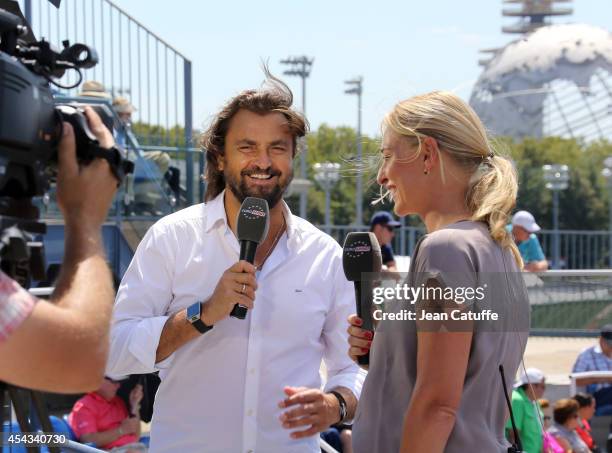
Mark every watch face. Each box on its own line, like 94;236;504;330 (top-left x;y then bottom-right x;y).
187;302;200;323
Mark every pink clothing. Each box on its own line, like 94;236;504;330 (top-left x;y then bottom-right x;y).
0;271;35;342
68;392;138;450
543;432;565;453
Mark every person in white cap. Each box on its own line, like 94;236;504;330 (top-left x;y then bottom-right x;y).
509;210;549;272
505;367;547;453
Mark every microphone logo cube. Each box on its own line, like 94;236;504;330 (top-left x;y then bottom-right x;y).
237;197;270;244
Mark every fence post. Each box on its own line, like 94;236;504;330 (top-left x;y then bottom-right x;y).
24;0;32;25
184;59;193;205
199;149;205;202
408;227;416;257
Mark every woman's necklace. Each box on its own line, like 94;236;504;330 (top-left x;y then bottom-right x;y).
255;215;286;270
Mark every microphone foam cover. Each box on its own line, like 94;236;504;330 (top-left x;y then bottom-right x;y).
342;232;383;281
236;197;270;244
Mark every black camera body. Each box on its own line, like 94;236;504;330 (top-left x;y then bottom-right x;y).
0;5;132;200
0;48;57;198
0;2;133;288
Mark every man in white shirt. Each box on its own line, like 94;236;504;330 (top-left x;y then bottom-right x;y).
107;72;365;452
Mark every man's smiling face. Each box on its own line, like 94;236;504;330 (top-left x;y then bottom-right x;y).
220;109;294;208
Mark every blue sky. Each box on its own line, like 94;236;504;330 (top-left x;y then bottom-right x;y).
117;0;611;137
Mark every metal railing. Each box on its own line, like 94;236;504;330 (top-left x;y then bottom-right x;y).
539;229;612;270
569;371;612;395
322;224;426;257
527;270;612;335
63;441;106;452
18;0;197;203
323;225;612;270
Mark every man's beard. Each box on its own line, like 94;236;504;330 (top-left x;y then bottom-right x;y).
225;167;293;209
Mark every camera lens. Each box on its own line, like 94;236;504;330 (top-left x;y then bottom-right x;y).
64;43;98;69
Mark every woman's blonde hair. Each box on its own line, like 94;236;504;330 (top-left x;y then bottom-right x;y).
383;91;522;267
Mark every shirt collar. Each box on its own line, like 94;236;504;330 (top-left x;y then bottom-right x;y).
516;386;529;400
203;190;303;246
204;190;229;233
594;343;603;354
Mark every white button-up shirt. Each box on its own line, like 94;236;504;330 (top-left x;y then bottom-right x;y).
107;192;365;453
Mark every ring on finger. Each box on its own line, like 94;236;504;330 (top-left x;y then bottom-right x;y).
241;283;246;294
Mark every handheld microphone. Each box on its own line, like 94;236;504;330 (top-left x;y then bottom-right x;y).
230;197;270;319
342;232;382;365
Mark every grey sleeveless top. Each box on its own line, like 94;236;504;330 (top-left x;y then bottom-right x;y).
352;221;530;452
548;423;590;453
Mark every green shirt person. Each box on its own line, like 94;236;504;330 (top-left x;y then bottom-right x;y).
505;368;546;453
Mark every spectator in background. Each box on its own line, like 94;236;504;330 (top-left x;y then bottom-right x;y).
572;324;612;416
68;377;146;452
540;399;565;453
548;398;591;453
509;210;549;271
112;96;171;175
506;368;546;453
369;211;400;270
78;80;112;100
320;426;352;453
573;393;599;452
112;96;135;149
111;96;176;215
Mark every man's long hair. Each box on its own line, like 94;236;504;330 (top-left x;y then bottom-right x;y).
200;66;308;201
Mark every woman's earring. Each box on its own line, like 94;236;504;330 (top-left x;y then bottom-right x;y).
423;169;429;175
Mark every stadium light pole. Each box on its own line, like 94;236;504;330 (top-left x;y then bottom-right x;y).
314;162;340;234
602;157;612;268
280;56;314;219
543;164;569;269
345;76;363;226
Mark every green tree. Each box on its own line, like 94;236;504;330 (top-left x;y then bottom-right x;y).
503;137;612;231
285;124;382;226
292;127;612;231
131;122;197;148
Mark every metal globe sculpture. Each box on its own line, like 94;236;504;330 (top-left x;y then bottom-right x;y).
470;23;612;140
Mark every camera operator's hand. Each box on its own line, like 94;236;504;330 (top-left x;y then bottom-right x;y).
83;106;115;148
57;106;117;229
0;107;118;393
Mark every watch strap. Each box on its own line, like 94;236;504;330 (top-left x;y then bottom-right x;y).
187;301;213;334
329;390;347;425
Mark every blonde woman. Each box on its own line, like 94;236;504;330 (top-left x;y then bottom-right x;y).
348;92;530;452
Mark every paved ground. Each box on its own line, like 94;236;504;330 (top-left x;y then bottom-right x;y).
522;336;594;384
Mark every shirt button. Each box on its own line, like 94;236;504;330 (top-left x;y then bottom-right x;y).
249;368;255;374
247;450;253;453
247;409;253;416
